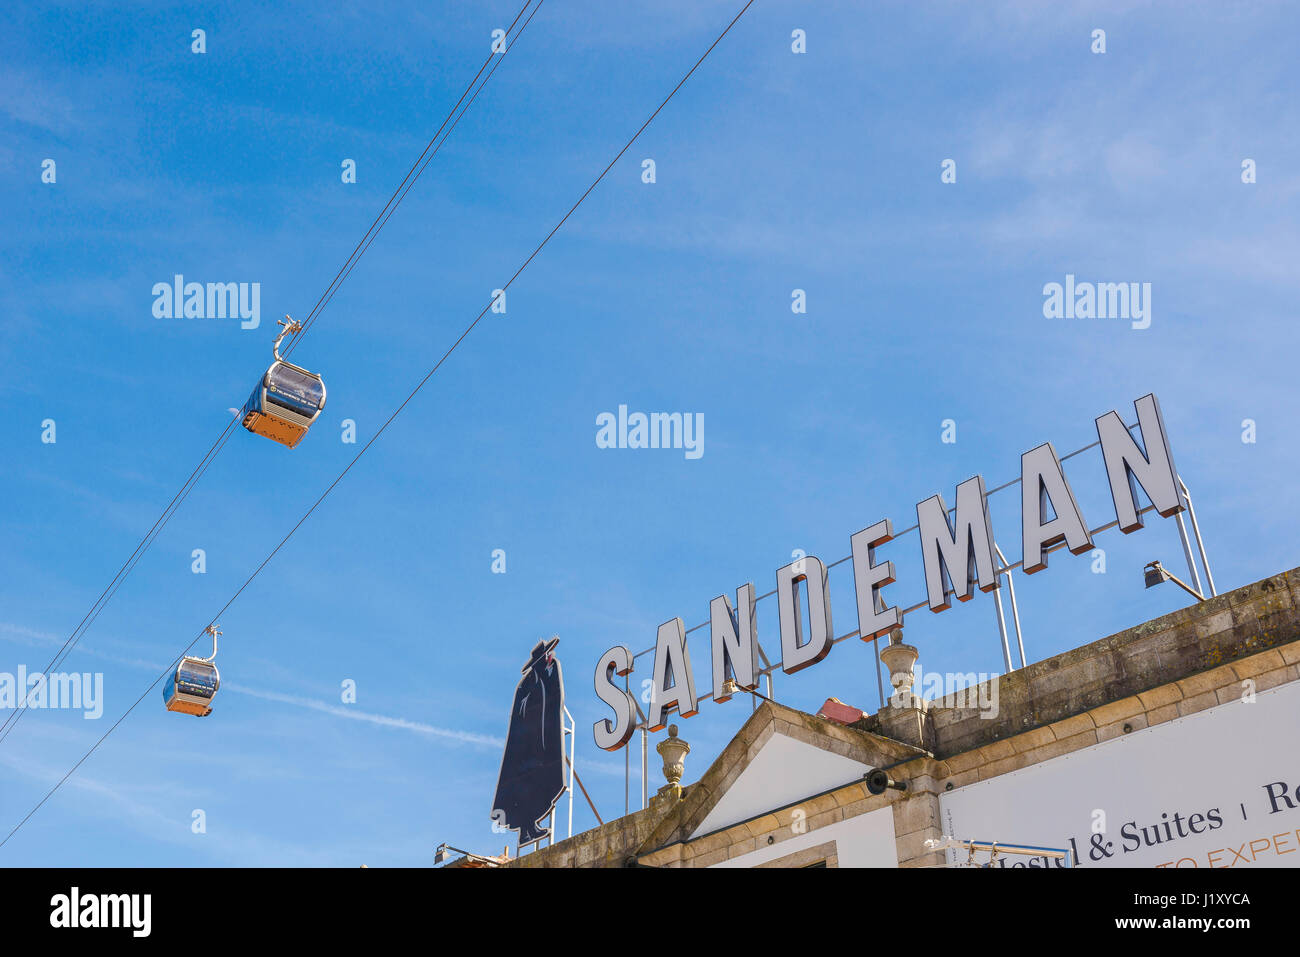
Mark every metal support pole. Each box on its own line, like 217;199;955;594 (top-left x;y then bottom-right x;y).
563;707;575;839
990;579;1015;674
624;675;630;816
629;698;650;811
1179;478;1217;597
1006;571;1027;669
1174;510;1205;598
872;635;886;712
756;638;775;704
641;725;648;810
995;543;1027;669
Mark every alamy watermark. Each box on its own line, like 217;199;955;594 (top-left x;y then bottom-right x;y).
595;405;703;460
893;664;1000;719
0;668;103;719
1042;274;1151;329
50;887;150;937
152;274;261;329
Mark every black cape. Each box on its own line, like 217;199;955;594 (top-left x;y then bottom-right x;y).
491;639;565;845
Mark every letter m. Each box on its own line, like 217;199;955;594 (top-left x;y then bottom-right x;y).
48;673;79;709
916;475;1000;612
101;895;129;927
1098;282;1129;318
649;412;682;450
206;282;239;319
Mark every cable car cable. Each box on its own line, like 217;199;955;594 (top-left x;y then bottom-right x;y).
0;2;540;750
0;419;237;745
248;9;546;443
0;424;238;746
285;0;541;357
286;0;539;349
286;0;546;353
0;0;757;851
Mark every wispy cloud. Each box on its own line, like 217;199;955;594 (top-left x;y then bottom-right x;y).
0;622;499;748
0;67;81;135
224;682;503;747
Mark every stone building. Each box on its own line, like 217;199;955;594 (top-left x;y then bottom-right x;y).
454;565;1300;868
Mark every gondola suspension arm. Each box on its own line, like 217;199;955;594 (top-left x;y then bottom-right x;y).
199;625;220;663
273;316;303;362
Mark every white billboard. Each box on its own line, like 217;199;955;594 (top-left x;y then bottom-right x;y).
939;678;1300;868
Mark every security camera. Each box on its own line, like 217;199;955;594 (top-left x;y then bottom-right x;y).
864;768;908;795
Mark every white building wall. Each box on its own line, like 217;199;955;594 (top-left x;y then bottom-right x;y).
711;805;897;868
940;679;1300;868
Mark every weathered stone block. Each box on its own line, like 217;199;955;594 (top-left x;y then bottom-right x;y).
892;794;940;835
807;806;844;831
1177;689;1220;716
1089;695;1144;727
943;768;981;790
1051;712;1096;740
728;836;759;858
979;750;1035;780
1096;712;1146;743
1146;702;1180;726
1024;729;1097;765
1176;665;1238;699
1231;649;1287;679
1136;683;1183;711
979;737;1016;762
694;847;728;868
1009;726;1056;754
743;813;780;839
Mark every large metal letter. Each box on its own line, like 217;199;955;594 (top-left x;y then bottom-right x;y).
1021;442;1093;573
647;618;698;732
1096;393;1183;533
592;645;637;752
850;519;901;639
710;583;759;702
916;475;1000;612
776;555;834;674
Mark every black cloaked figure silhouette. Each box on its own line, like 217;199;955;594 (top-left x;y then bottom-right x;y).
491;637;566;845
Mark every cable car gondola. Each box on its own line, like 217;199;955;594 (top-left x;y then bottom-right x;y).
163;625;221;717
240;317;326;448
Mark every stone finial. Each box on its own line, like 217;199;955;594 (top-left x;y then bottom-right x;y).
653;724;690;804
879;631;921;708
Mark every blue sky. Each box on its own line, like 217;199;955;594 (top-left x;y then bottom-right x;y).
1;0;1298;866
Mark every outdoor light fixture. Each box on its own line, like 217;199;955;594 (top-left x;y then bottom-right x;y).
719;677;775;704
864;769;908;795
1143;560;1205;602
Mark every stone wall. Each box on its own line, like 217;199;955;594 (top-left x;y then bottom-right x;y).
861;565;1300;759
503;801;667;869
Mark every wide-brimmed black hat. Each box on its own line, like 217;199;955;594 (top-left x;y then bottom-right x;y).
523;636;560;673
